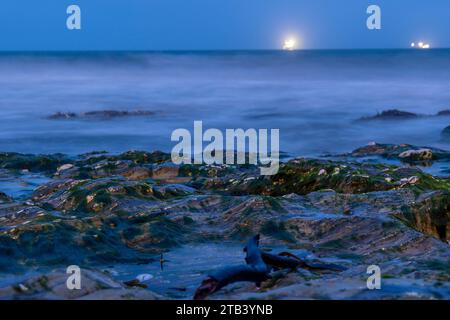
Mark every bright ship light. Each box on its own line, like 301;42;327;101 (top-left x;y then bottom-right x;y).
411;41;431;49
282;38;297;51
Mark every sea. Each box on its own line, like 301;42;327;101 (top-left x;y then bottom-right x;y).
0;49;450;157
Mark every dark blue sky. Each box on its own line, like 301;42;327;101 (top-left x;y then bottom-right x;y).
0;0;449;50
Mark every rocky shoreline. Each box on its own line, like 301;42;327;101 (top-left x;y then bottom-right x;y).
0;143;449;300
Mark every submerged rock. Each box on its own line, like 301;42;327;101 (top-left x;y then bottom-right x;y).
48;110;155;120
47;112;77;119
357;109;420;121
441;125;450;140
436;110;450;116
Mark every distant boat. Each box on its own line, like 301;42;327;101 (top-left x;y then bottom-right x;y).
411;42;430;49
282;39;296;51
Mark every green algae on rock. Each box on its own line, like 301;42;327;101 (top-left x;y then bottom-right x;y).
349;143;450;162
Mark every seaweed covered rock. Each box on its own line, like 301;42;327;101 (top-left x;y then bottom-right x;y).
349;143;450;162
395;191;450;242
0;203;192;270
55;151;171;180
398;148;433;161
253;159;394;195
55;160;153;180
110;150;171;165
32;177;195;213
195;158;450;196
0;152;71;172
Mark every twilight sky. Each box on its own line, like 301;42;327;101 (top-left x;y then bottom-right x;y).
0;0;449;50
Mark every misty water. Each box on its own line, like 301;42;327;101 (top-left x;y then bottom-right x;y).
0;50;450;157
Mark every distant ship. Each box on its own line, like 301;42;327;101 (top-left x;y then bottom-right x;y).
411;42;430;49
282;39;296;51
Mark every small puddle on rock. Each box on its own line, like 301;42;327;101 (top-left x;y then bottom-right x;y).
0;170;51;200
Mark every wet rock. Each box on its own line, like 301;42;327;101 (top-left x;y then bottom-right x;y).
436;110;450;116
47;112;77;119
0;202;47;227
32;176;198;215
111;150;170;165
210;158;449;196
350;143;391;157
0;152;71;172
396;191;450;242
48;110;155;120
399;176;420;186
120;167;152;180
153;184;197;198
349;143;450;162
32;177;156;212
188;191;450;300
399;149;433;161
83;110;155;118
0;192;12;203
441;125;450;140
124;279;148;289
357;109;419;121
56;163;74;174
0;269;162;300
56;151;170;180
0;204;189;270
136;274;154;282
152;164;180;180
56;160;153;181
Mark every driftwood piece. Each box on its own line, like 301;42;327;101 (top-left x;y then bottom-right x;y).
194;235;269;300
262;251;347;272
244;234;270;273
193;265;270;300
193;235;346;299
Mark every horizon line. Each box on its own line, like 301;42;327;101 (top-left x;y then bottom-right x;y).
0;47;449;53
